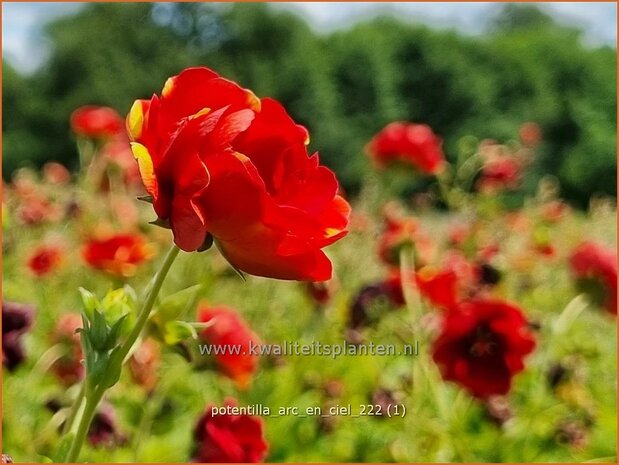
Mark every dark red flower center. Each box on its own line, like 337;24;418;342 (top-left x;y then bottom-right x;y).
468;325;499;357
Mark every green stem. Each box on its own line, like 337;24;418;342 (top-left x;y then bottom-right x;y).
65;387;104;462
64;244;180;462
62;382;86;435
116;245;180;364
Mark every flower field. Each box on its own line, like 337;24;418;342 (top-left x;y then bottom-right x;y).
2;61;616;464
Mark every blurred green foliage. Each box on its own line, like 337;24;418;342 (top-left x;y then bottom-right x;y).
3;3;616;207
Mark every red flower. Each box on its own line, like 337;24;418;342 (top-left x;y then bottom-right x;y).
16;194;61;226
43;162;71;185
366;122;445;174
197;304;260;389
415;249;484;311
432;299;536;398
416;267;460;310
70;106;124;139
569;242;617;315
2;301;35;371
519;122;542;147
533;242;556;258
377;207;434;267
348;273;409;328
306;281;332;306
51;313;84;386
128;338;161;392
82;233;154;277
88;403;125;448
193;398;268;463
540;200;569;223
100;134;143;190
127;67;349;281
27;245;63;277
477;156;521;193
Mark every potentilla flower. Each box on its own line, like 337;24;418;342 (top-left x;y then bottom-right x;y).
100;134;143;190
569;242;617;315
70;106;124;139
27;245;64;277
519;122;542;147
305;281;333;306
51;313;84;386
128;338;161;392
365;122;445;174
16;194;61;226
192;398;268;463
448;222;473;248
349;276;407;329
2;301;35;371
415;266;460;310
82;233;155;277
43;162;71;185
540;200;569;223
197;303;260;389
127;66;349;281
377;207;435;267
88;403;125;448
415;251;482;310
477;156;521;193
432;299;536;398
532;242;556;258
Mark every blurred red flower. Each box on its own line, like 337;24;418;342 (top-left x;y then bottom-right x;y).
477;156;521;193
128;338;161;392
519;122;542;147
88;403;125;448
2;301;35;371
70;106;124;139
99;134;143;190
365;122;445;174
43;162;71;185
27;245;63;277
416;266;460;310
82;233;154;277
540;200;569;223
377;206;434;267
197;304;260;389
192;398;268;463
51;313;84;386
432;299;536;398
127;66;349;281
306;281;333;306
569;242;617;315
16;194;61;226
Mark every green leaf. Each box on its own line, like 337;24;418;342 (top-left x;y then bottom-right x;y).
163;320;198;346
52;432;74;462
137;195;153;204
104;313;129;350
100;346;124;389
80;329;95;373
90;309;111;351
123;284;138;308
149;217;171;229
78;287;99;320
156;284;202;323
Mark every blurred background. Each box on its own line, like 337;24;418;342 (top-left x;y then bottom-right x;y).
3;2;617;207
2;4;617;462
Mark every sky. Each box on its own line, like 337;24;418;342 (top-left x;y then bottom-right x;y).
3;2;617;74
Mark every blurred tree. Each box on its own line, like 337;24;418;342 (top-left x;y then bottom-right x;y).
3;3;616;206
